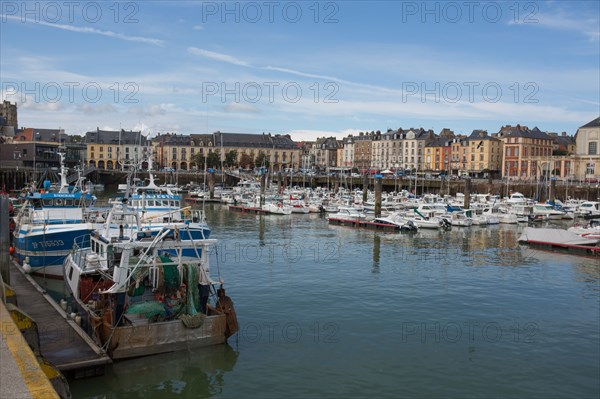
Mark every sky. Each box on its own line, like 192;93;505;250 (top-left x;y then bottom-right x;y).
1;1;599;141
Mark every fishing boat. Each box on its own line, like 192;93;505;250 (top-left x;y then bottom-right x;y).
63;203;238;360
13;154;100;276
117;158;212;258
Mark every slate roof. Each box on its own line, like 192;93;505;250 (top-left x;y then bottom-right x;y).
466;130;500;142
497;125;551;140
84;129;146;145
213;132;297;149
579;117;600;129
151;133;191;146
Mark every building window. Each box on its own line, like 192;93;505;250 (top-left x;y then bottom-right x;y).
586;162;595;175
589;142;597;155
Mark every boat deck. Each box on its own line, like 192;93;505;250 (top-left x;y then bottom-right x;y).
9;261;112;378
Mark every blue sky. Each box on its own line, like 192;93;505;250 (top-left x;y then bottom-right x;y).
1;1;599;140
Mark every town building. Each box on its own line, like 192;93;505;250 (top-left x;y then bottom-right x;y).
497;125;554;179
574;116;600;181
84;128;147;170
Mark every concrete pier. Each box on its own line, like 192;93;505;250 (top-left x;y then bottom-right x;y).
1;301;60;399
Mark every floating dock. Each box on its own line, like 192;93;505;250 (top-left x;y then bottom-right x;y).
8;261;112;378
228;205;268;214
327;217;400;231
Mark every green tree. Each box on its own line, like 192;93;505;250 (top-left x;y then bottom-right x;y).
225;150;238;167
254;151;270;169
206;150;221;169
191;153;206;169
239;153;254;169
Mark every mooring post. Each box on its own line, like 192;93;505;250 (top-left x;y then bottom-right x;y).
550;178;556;202
362;173;369;204
0;195;10;285
464;178;471;210
260;172;266;206
208;171;215;199
374;175;382;217
277;172;282;194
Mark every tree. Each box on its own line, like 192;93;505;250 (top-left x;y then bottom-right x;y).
191;153;206;169
239;153;254;170
225;150;238;167
206;150;221;169
254;151;270;169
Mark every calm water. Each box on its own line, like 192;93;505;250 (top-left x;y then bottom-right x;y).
68;204;600;398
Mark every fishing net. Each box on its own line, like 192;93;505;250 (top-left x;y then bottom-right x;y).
126;301;167;319
157;256;180;297
185;263;200;314
180;313;206;329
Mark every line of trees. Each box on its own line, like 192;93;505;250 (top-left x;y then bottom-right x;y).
190;150;271;170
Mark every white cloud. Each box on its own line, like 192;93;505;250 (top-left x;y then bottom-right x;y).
286;129;362;142
193;25;204;30
187;47;250;66
76;103;118;115
509;10;599;42
224;103;260;114
128;104;171;117
2;15;166;46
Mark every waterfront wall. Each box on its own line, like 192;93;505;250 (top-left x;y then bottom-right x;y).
1;168;598;201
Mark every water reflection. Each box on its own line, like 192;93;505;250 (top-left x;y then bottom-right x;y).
70;344;239;398
372;234;380;274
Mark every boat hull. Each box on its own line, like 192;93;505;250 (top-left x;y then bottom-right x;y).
100;314;228;360
14;223;93;276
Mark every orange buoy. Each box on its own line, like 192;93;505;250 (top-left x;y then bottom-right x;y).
9;246;14;255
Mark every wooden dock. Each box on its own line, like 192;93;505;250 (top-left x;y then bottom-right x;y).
228;205;268;214
8;261;112;378
327;217;400;231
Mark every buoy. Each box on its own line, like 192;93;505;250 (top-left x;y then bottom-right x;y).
9;246;14;255
75;315;82;326
60;299;68;311
22;261;32;274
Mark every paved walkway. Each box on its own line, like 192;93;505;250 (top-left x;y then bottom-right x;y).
0;301;59;399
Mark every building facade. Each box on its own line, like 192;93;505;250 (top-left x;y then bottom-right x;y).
85;128;147;170
574;117;600;181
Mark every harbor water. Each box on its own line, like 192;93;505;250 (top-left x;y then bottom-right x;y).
67;204;599;398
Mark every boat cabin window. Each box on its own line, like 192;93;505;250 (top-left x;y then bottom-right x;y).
43;199;53;206
65;199;73;206
55;199;63;206
148;200;155;206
